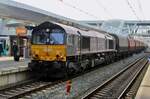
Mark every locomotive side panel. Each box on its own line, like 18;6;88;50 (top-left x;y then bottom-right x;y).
97;37;106;51
90;37;98;53
95;31;111;52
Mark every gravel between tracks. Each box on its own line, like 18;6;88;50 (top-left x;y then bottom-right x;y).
22;52;146;99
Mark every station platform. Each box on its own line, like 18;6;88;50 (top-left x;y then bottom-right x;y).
0;57;30;87
0;56;29;69
136;64;150;99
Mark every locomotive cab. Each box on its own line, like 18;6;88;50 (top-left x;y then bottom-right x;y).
31;28;66;61
29;22;67;78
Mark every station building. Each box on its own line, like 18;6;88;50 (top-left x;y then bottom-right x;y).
0;18;31;57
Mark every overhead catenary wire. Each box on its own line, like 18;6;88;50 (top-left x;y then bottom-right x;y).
137;0;145;20
125;0;141;21
95;0;113;19
58;0;101;20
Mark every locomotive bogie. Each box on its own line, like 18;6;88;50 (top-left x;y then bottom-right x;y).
29;61;67;78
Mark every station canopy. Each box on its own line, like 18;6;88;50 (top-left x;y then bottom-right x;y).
0;0;150;37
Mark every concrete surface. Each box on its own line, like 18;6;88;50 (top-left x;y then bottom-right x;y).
0;57;29;69
0;57;30;88
0;65;30;87
136;64;150;99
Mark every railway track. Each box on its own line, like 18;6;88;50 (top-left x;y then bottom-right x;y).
0;54;147;99
123;59;149;99
0;61;102;99
82;56;149;99
0;80;63;99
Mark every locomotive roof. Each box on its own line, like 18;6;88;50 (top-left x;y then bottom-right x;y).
55;22;106;38
34;21;110;38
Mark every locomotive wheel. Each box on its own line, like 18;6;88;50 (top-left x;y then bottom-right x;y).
66;62;73;75
67;61;79;75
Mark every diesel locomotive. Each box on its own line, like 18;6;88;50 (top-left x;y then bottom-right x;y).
28;21;146;78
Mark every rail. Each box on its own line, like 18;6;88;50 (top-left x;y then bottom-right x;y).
82;56;148;99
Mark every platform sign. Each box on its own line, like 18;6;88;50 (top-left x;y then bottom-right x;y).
16;27;27;36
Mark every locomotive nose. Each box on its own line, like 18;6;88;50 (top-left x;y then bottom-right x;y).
31;45;66;61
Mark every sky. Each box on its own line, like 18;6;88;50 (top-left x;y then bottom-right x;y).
12;0;150;21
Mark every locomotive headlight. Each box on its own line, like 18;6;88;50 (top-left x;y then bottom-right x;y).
56;53;64;61
32;54;39;59
59;55;64;60
31;50;39;59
